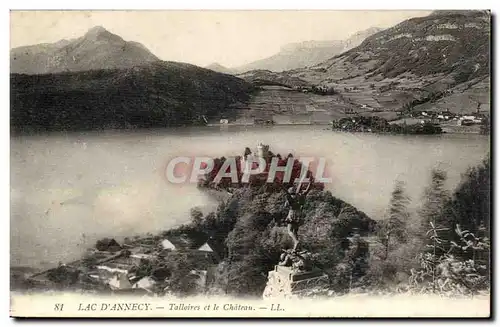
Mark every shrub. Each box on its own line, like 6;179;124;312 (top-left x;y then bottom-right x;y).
409;224;490;295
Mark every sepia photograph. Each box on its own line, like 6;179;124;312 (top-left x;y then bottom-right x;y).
8;8;491;318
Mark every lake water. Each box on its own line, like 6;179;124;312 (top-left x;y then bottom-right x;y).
10;126;490;269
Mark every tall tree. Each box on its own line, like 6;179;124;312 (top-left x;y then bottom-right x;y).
420;170;450;227
387;180;411;241
419;169;452;251
378;180;411;258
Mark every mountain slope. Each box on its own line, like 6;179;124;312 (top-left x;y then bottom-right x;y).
10;61;255;133
234;27;383;73
11;26;160;74
205;63;235;74
285;10;491;114
236;69;311;88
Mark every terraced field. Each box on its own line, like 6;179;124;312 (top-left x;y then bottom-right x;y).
231;85;378;124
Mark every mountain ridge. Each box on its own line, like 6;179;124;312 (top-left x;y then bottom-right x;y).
232;27;384;73
10;26;160;75
205;63;235;74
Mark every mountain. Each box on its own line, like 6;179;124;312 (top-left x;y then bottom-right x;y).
341;27;384;50
205;63;235;74
11;61;255;133
10;26;160;74
233;27;383;73
231;11;490;123
280;10;491;114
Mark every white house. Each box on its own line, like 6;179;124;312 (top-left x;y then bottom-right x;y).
161;239;177;250
132;276;156;291
197;242;214;252
108;273;132;290
96;265;129;275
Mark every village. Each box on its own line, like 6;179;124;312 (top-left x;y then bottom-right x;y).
24;231;225;296
208;98;488;129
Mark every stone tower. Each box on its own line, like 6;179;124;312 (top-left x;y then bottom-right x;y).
256;143;269;159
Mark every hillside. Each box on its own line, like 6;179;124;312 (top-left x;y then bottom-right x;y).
11;26;160;74
233;10;491;120
10;61;255;133
205;63;235;75
236;70;311;88
233;27;383;73
286;10;491;114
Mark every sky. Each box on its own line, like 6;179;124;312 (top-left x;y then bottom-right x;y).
10;10;432;68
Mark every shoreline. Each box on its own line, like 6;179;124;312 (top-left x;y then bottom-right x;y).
10;122;486;137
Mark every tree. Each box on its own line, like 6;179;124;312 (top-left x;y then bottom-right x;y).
378;181;411;258
448;155;490;237
190;207;203;226
419;169;451;242
415;169;452;292
410;159;491;295
446;155;491;273
165;252;199;297
480;116;490;135
223;210;275;296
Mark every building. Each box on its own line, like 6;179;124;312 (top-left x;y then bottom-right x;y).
159;233;224;264
254;118;275;125
95;238;122;252
161;239;177;251
256;143;270;159
108;272;133;290
197;242;215;252
158;233;225;291
132;276;157;292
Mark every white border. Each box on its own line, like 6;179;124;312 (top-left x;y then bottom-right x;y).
3;1;497;326
5;2;497;10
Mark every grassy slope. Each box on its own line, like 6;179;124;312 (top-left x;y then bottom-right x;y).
10;61;255;133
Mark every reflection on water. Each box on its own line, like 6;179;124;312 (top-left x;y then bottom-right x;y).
10;126;490;269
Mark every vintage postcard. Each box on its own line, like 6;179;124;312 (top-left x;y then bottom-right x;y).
9;9;491;318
